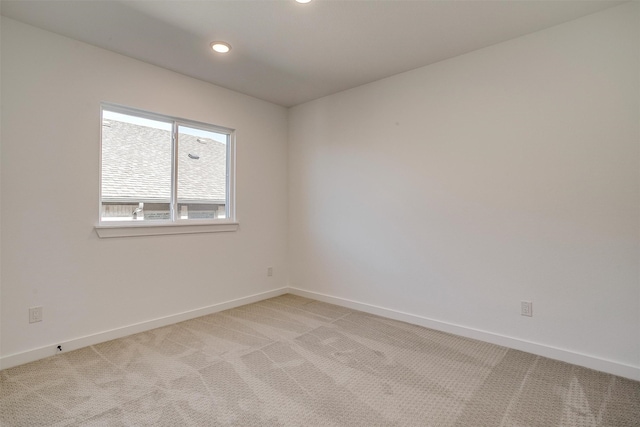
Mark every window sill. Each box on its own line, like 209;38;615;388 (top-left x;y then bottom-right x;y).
95;221;239;238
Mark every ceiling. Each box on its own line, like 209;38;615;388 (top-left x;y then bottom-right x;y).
1;0;625;107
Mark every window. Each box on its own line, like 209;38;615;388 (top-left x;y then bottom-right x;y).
97;104;236;236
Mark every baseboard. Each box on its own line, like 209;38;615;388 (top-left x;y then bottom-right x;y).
0;287;289;371
3;286;638;381
288;287;640;382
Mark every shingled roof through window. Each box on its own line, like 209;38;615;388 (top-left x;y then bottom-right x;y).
101;120;226;204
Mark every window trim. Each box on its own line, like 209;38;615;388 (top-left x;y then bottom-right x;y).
96;103;237;237
95;221;240;238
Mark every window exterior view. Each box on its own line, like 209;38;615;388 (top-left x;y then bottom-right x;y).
100;106;233;223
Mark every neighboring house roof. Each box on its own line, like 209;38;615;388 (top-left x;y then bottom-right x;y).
101;120;226;204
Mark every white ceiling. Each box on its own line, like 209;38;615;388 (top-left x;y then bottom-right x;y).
1;0;625;107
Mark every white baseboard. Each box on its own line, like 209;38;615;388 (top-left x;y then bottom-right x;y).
0;287;289;371
288;287;640;382
3;286;638;382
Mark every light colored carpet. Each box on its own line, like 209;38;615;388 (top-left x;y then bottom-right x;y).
1;294;638;426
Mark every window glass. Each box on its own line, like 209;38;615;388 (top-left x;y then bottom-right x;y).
100;105;234;224
177;125;228;220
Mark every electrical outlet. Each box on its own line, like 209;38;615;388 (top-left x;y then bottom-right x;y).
29;306;43;323
521;301;533;317
267;267;273;277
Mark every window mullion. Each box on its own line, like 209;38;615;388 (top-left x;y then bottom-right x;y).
171;122;178;222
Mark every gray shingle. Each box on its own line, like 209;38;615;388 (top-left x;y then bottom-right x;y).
101;120;226;203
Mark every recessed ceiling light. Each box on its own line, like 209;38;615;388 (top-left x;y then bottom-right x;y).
210;41;231;54
295;0;312;3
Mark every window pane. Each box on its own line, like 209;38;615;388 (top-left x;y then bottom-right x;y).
177;125;228;219
101;110;172;221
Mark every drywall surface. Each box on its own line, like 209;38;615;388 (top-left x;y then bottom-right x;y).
1;18;288;363
289;3;640;373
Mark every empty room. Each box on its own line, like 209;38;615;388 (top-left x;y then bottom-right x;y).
1;0;638;426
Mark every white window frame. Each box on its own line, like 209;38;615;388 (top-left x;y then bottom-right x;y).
95;103;238;238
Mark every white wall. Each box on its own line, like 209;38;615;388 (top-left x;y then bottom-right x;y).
289;3;640;378
0;18;289;366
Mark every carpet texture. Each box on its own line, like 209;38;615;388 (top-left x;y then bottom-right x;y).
1;294;638;426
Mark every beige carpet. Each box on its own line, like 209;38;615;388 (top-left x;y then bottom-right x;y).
1;294;638;426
